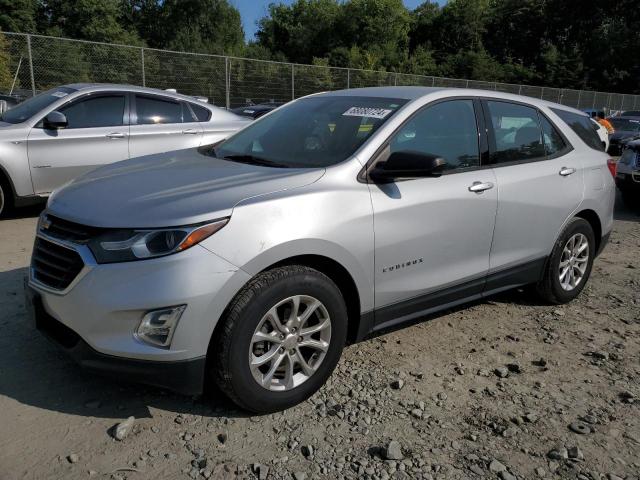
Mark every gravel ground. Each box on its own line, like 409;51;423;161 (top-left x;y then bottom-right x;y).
0;198;638;480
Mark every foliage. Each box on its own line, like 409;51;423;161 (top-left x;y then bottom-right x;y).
0;0;638;94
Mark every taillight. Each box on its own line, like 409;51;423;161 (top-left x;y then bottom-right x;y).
606;158;617;178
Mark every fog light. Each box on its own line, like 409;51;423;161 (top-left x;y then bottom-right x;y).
136;305;186;348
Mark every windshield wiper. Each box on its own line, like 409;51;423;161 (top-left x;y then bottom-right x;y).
221;154;291;168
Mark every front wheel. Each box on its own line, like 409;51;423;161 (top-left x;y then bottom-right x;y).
212;265;347;413
536;217;595;304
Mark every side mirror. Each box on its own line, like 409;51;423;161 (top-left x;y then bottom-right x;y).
43;111;68;129
370;151;447;181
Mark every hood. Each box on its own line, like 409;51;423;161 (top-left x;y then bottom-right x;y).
47;148;324;228
610;130;638;141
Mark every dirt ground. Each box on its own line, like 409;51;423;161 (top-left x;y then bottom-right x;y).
0;198;638;480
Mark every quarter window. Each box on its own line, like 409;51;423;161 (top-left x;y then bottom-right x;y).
486;101;545;163
59;95;125;129
389;100;480;171
190;103;212;122
551;108;604;151
135;95;183;124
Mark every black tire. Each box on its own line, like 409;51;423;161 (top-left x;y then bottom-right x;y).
0;176;13;219
536;217;595;304
212;265;347;413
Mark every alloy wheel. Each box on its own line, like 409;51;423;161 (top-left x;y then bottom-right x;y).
558;233;589;291
249;295;332;391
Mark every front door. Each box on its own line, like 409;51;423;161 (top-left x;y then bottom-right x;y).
370;99;498;327
128;94;204;159
27;93;129;194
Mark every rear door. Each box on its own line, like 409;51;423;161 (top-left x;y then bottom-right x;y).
128;94;204;158
27;92;129;194
482;100;583;292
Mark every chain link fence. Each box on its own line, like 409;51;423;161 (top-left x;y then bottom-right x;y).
1;31;639;112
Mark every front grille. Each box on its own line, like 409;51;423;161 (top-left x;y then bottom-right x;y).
42;214;102;244
31;237;84;290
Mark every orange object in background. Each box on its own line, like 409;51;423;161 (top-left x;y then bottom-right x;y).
598;117;614;133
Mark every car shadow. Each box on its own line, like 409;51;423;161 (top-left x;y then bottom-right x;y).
614;190;640;222
0;266;251;420
4;203;45;220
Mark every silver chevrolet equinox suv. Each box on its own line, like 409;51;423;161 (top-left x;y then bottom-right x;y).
26;87;615;412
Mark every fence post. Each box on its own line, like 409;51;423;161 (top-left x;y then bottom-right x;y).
634;96;638;110
26;34;36;96
540;87;544;99
558;89;562;103
225;57;230;109
140;48;145;87
347;68;350;89
576;90;582;109
291;64;295;100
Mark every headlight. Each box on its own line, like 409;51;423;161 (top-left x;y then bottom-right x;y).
88;218;229;264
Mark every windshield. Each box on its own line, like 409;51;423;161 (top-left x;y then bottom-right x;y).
610;118;640;132
213;96;408;168
0;87;76;124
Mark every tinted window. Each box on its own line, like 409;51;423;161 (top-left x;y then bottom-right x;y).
190;103;211;122
0;87;77;124
389;100;479;170
540;115;567;156
214;96;407;168
59;95;125;129
487;101;544;163
136;95;183;124
609;118;640;132
551;108;604;151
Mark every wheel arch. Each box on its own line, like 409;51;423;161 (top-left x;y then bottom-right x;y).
266;254;363;344
575;208;602;253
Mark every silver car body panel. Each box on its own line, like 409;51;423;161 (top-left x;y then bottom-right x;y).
0;83;250;197
32;86;615;367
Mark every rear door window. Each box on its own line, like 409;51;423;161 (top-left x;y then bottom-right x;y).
540;115;568;156
59;95;126;129
551;108;604;151
135;95;183;124
486;101;545;163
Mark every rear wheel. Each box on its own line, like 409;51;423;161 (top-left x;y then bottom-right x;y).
212;265;347;413
536;217;595;304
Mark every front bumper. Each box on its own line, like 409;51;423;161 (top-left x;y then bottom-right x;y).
26;285;206;394
27;233;251;394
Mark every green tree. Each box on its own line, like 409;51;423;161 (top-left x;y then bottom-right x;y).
0;0;36;33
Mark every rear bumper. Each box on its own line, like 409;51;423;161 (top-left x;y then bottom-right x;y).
26;285;206;395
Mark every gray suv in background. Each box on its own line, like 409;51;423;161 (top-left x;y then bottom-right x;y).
0;84;250;216
26;87;615;412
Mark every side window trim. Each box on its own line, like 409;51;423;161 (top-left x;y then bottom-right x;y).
132;93;184;125
35;91;129;129
362;96;484;181
481;98;572;167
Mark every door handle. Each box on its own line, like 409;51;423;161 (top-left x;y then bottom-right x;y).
106;132;125;139
468;181;494;193
559;167;576;176
182;129;199;135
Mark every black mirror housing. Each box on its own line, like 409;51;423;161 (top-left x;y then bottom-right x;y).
44;111;68;129
371;150;447;181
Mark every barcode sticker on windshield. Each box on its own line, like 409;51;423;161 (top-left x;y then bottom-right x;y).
343;107;392;119
51;91;68;98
